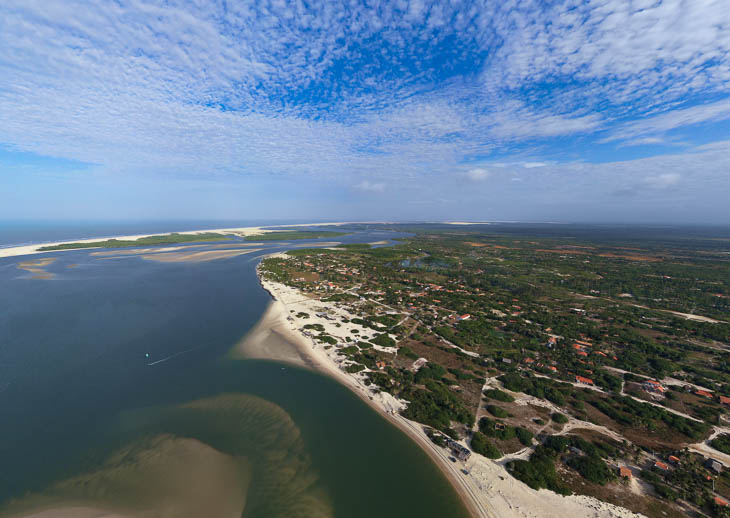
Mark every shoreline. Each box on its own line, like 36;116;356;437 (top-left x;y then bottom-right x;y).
240;257;644;518
0;221;371;260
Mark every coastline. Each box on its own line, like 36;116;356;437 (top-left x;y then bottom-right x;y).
0;221;364;259
239;256;644;518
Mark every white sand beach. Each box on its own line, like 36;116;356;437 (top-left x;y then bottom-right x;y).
0;221;363;260
235;255;644;518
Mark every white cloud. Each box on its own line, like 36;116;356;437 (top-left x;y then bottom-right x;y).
0;0;728;219
465;168;490;181
644;173;681;190
602;99;730;143
355;181;385;192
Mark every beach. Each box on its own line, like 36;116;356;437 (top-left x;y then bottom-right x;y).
238;255;645;518
0;221;361;259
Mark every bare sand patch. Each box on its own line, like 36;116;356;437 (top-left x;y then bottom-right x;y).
16;258;57;279
2;435;249;518
91;246;197;257
231;301;308;367
141;249;261;263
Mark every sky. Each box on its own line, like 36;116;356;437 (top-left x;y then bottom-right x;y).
1;0;730;224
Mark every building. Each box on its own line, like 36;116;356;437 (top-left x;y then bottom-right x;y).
715;496;728;507
706;458;723;474
668;455;681;465
642;380;666;394
654;461;669;471
719;395;730;406
446;439;472;461
576;376;594;385
696;389;714;399
619;466;632;479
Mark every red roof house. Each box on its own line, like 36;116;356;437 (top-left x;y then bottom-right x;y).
696;390;713;399
619;467;632;479
576;376;594;385
719;395;730;406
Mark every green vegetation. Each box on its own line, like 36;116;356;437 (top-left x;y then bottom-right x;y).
711;433;730;454
483;388;514;403
486;404;510;418
38;232;230;251
567;455;614;485
245;230;348;241
470;432;502;458
259;223;730;511
508;445;570;495
551;412;568;424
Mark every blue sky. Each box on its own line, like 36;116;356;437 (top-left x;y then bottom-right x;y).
1;0;730;223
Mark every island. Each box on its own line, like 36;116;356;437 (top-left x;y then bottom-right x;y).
37;232;231;251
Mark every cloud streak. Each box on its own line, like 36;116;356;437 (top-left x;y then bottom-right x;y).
0;0;729;222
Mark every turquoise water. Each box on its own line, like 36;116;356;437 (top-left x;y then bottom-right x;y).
0;233;470;518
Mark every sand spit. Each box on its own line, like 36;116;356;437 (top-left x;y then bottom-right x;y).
90;246;207;256
140;248;261;263
232;300;309;366
249;258;644;518
0;221;373;260
16;258;57;279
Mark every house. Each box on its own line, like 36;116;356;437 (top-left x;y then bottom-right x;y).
619;466;632;479
446;439;472;461
576;376;594;385
654;461;669;471
458;314;471;321
577;351;588;357
719;395;730;406
523;357;535;364
668;455;680;465
376;361;387;370
706;458;723;474
696;390;714;399
643;380;666;394
716;496;729;507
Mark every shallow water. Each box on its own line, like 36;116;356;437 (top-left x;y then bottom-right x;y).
0;231;470;518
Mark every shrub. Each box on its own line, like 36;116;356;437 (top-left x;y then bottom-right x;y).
551;412;568;424
484;388;515;402
516;427;534;446
486;405;510;418
567;455;614;485
471;432;502;459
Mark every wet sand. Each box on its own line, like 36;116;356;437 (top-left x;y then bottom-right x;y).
16;258;57;279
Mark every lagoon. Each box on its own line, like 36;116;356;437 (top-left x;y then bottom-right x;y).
0;230;470;518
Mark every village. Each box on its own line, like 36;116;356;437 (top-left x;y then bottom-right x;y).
259;230;730;518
